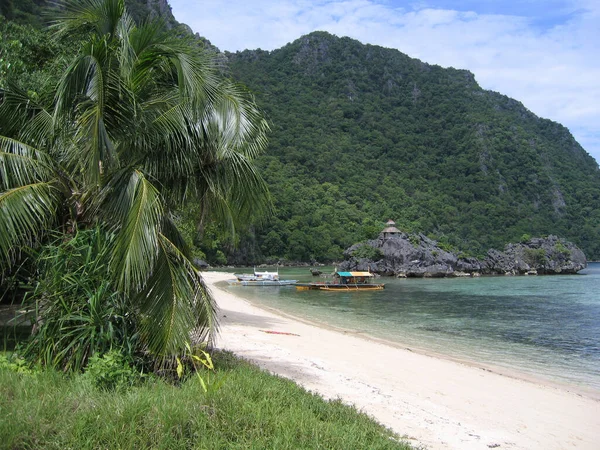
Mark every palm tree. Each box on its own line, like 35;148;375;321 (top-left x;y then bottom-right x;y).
0;0;270;365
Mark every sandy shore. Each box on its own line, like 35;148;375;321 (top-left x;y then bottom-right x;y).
203;271;600;450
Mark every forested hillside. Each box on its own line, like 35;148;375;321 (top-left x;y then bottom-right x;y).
1;0;177;27
224;32;600;261
2;3;599;262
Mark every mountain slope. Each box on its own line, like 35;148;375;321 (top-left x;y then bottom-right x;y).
224;31;600;261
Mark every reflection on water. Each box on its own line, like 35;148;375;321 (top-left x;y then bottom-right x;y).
218;263;600;391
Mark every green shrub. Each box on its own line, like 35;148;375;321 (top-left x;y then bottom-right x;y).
0;353;36;374
554;242;571;257
84;350;143;391
21;228;139;372
351;244;383;260
408;235;420;247
436;240;457;253
524;248;547;265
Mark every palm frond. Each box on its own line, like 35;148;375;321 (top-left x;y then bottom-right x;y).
161;213;192;259
195;151;272;234
51;0;128;40
0;137;55;190
108;170;163;294
55;50;119;183
0;83;50;141
207;81;270;159
0;182;61;268
137;232;217;359
21;109;55;150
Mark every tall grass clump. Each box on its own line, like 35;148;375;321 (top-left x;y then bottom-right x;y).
19;228;140;372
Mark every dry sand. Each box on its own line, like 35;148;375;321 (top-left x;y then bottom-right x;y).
203;271;600;450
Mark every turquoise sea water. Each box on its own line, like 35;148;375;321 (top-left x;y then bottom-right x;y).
218;263;600;392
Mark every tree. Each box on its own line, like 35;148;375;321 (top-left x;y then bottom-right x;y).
0;0;270;367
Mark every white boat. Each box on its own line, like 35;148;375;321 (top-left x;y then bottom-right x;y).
227;268;297;286
228;279;298;286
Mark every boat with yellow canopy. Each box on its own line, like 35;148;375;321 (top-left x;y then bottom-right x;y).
295;271;384;291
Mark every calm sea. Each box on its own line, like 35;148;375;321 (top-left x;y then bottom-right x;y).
217;263;600;392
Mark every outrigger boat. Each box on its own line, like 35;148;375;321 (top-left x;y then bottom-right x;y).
227;268;297;286
296;271;384;291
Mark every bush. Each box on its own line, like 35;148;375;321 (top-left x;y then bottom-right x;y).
554;242;571;258
524;248;547;265
0;353;36;374
84;350;143;391
21;228;139;372
408;234;422;247
351;244;383;260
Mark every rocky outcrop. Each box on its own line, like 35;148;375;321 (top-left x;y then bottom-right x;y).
339;234;586;277
482;235;586;275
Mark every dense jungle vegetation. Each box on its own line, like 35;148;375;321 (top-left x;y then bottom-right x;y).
1;0;270;370
224;32;600;262
2;1;599;266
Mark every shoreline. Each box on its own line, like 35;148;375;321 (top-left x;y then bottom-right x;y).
218;279;599;400
203;271;600;450
213;270;599;399
237;300;600;400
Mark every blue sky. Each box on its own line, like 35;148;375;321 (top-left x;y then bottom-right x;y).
168;0;600;164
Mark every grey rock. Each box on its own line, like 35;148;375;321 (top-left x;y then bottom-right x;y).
339;234;586;277
482;235;586;275
193;258;210;269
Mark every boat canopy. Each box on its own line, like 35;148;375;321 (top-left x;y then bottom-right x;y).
336;271;374;277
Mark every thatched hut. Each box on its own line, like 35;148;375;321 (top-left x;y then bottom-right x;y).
381;219;401;240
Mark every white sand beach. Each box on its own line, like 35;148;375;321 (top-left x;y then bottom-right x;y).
203;271;600;450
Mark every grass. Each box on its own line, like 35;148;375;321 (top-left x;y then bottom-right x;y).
0;351;412;449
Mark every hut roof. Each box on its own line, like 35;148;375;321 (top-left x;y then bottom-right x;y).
386;219;396;225
382;226;400;233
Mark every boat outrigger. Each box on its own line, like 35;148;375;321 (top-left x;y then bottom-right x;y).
227;268;297;286
296;271;384;291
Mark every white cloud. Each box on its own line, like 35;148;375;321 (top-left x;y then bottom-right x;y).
169;0;600;164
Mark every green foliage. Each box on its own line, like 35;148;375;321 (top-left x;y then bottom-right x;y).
524;248;547;265
554;242;570;257
0;19;72;95
0;353;36;374
351;244;383;260
20;228;139;372
0;352;409;449
176;343;227;395
223;32;600;261
408;235;421;247
0;0;270;368
1;0;46;28
83;350;143;391
436;241;455;253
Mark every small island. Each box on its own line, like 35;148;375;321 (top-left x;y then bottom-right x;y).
340;220;587;277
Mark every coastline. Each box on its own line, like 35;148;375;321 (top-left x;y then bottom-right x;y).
203;271;600;450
